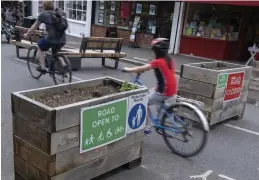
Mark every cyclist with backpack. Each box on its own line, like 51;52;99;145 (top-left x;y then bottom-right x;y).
24;0;68;73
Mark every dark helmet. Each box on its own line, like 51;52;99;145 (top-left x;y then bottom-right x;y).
150;38;170;51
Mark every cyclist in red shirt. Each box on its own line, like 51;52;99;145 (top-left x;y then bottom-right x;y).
123;38;177;134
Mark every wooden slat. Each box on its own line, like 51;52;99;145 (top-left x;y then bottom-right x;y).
11;92;55;133
57;52;126;58
210;103;245;125
14;130;143;176
15;173;27;180
15;156;50;180
13;115;51;154
55;130;144;175
11;40;37;49
181;63;252;84
178;78;215;98
181;64;220;84
14;136;56;176
50;126;79;155
52;142;142;180
14;142;142;180
16;26;47;35
177;91;248;112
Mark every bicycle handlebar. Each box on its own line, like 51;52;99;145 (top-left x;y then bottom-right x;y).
121;68;142;85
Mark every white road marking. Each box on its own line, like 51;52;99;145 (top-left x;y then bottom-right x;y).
218;174;236;180
13;58;83;81
225;124;259;136
190;170;213;180
133;57;149;62
140;164;149;170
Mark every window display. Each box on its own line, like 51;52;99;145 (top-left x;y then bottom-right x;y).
94;1;159;34
56;0;87;22
183;3;242;41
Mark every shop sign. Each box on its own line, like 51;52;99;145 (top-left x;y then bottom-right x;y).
224;72;244;102
80;98;127;153
217;73;228;89
127;93;148;134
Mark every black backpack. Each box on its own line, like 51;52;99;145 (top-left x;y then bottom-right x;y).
51;11;68;36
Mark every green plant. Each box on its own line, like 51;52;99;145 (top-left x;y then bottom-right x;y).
119;81;137;92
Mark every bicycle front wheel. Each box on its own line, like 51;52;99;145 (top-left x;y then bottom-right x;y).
52;55;72;85
161;103;208;157
27;46;42;79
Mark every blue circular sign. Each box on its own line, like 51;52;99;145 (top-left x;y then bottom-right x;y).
128;103;146;129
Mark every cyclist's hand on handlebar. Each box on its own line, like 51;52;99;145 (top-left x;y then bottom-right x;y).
24;33;29;38
121;67;130;73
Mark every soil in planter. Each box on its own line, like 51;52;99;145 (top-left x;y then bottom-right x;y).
27;85;121;107
200;62;231;70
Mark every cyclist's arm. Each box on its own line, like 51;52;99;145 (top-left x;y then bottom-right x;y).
124;64;151;73
26;20;41;35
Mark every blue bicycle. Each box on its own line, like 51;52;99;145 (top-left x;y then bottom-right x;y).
128;72;209;157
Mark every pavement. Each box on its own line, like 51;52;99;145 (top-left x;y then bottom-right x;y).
66;35;247;73
1;42;259;180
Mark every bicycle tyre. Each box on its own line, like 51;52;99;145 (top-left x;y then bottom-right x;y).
27;46;42;79
161;103;208;157
52;55;72;85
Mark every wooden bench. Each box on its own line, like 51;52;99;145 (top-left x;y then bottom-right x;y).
11;26;127;70
11;26;46;59
58;37;126;69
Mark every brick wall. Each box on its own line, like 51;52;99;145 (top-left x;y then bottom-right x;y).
91;25;154;48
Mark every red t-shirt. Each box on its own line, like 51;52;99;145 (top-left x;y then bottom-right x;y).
149;58;177;96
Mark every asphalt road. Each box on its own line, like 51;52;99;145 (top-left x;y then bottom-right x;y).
1;43;259;180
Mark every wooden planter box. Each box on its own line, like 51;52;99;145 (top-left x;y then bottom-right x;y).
178;62;252;125
12;77;149;180
248;61;259;104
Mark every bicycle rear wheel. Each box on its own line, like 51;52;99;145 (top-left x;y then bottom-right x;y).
52;55;72;85
27;46;42;79
161;103;208;157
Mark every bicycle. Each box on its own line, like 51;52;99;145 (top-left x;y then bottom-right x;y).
123;71;209;157
25;34;72;85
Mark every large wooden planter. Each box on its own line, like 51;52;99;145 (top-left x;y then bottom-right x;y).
12;77;149;180
178;62;252;125
248;61;259;104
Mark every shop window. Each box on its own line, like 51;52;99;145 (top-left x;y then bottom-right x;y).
183;3;242;41
60;0;87;22
94;1;160;35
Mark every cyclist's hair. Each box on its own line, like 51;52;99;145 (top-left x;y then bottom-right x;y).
43;0;54;11
154;49;172;70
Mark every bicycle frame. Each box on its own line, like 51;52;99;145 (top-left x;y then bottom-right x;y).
132;74;186;134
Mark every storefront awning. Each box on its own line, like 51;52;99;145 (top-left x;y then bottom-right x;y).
187;1;259;7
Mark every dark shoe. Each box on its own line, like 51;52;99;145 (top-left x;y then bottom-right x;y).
36;66;47;74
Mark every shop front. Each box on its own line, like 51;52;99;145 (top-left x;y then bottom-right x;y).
91;1;175;48
179;2;259;61
31;0;92;37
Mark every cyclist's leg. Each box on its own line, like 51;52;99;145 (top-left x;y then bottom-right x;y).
37;38;51;71
53;43;67;67
145;88;168;133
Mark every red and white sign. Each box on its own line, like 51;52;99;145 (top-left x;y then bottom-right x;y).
224;72;245;101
